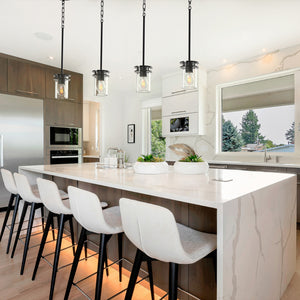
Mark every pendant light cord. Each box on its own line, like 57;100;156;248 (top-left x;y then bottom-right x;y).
100;0;104;70
61;0;65;74
142;0;146;66
188;0;192;61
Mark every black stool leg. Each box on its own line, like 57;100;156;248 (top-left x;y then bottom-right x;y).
84;230;88;260
49;214;65;300
147;260;155;300
104;246;109;277
169;263;178;300
11;201;29;258
41;206;45;232
51;217;55;240
125;249;144;300
32;212;53;280
20;202;37;275
95;234;107;300
0;193;15;241
68;217;76;256
118;232;122;282
6;194;20;254
64;228;86;300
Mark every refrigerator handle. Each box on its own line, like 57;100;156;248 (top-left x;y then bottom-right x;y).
0;134;3;167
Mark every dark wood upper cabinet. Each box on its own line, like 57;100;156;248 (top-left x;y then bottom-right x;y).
0;57;8;92
45;68;83;103
8;59;45;99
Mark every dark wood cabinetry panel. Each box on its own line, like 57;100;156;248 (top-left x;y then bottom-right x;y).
8;59;45;99
83;157;99;163
44;99;82;127
45;68;83;103
0;56;8;92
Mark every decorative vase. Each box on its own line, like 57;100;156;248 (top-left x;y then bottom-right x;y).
133;162;169;174
174;161;209;175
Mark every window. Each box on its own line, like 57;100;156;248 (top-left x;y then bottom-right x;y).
220;73;295;153
151;108;166;159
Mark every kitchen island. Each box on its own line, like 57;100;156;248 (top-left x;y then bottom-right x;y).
19;163;296;300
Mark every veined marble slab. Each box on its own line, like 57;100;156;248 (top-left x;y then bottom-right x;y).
19;163;297;299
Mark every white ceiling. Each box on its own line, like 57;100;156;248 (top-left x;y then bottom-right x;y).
1;0;300;98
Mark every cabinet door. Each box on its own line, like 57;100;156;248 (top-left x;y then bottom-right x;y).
45;68;83;103
44;99;82;127
8;59;45;98
162;72;184;97
0;56;8;92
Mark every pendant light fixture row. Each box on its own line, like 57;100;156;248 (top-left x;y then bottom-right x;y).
53;0;199;98
180;0;199;90
54;0;71;100
135;0;152;93
93;0;109;97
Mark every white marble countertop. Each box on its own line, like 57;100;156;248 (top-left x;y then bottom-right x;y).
19;163;295;209
208;159;300;169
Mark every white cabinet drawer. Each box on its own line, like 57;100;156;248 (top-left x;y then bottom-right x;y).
162;91;198;117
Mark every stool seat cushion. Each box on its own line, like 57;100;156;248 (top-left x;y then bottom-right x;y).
177;223;216;264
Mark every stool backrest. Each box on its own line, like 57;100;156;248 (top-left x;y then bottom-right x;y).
37;178;70;215
1;168;18;195
68;186;113;234
14;173;41;203
119;198;188;263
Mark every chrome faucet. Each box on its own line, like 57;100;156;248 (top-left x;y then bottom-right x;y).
264;147;271;163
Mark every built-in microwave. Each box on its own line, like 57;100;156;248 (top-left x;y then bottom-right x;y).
162;113;199;136
50;126;82;147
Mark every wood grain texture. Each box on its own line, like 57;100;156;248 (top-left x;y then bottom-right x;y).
0;56;8;92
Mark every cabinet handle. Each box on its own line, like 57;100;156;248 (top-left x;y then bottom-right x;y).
16;89;38;95
68;98;76;101
209;165;227;169
171;110;187;115
171;89;186;94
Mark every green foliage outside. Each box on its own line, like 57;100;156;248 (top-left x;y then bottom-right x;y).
240;110;265;144
285;122;295;144
151;120;166;159
222;118;243;152
179;155;204;162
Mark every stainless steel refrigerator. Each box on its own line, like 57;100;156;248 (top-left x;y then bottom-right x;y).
0;94;43;208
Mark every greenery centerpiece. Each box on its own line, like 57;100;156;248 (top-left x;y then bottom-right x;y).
174;154;209;175
134;154;168;174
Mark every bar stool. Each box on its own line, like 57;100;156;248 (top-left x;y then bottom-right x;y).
11;173;67;275
0;168;22;254
64;186;123;300
119;198;217;300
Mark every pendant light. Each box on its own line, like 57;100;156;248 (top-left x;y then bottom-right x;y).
180;0;198;90
93;0;109;97
135;0;152;93
54;0;71;100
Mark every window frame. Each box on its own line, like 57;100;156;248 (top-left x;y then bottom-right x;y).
216;68;300;157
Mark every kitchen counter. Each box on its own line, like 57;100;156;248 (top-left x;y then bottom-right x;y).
19;163;296;300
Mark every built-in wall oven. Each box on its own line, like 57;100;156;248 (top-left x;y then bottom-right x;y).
50;149;82;164
49;126;82;147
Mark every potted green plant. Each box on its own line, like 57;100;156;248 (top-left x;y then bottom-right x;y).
133;154;168;174
174;154;209;174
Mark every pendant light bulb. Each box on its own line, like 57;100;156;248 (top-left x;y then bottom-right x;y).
135;0;152;93
180;0;198;90
93;0;109;97
54;0;71;100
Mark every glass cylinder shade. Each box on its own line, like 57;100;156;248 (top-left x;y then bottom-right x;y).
93;70;109;97
180;60;199;90
135;65;152;93
54;74;71;100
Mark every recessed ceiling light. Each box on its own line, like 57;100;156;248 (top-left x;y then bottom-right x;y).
223;59;227;64
262;48;267;53
48;56;54;60
34;32;53;41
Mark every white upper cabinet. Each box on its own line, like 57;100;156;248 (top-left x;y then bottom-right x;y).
161;69;207;136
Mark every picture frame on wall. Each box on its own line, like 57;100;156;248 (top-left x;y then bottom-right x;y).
127;124;135;143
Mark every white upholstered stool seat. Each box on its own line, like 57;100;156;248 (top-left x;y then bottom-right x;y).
64;186;123;300
119;198;217;300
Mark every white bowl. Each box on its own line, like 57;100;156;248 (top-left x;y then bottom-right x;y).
133;161;169;174
174;161;209;175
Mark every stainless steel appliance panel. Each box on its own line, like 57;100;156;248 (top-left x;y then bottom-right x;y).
0;94;43;208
